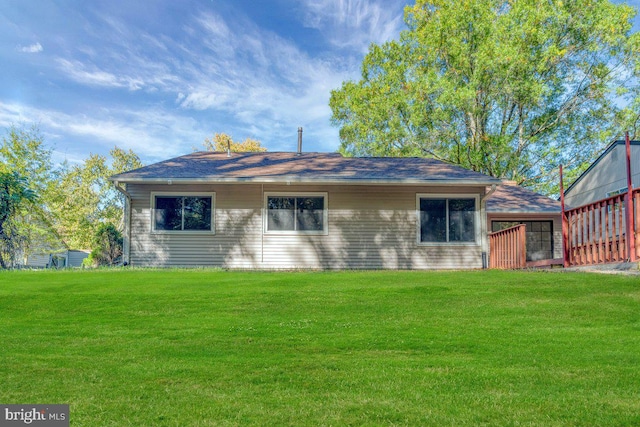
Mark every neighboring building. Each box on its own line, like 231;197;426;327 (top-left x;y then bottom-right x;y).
564;140;640;207
25;250;90;268
110;151;558;269
486;182;562;262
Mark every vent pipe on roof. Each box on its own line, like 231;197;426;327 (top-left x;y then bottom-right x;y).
297;127;303;155
227;139;231;157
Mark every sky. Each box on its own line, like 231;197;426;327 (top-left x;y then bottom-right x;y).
1;0;639;166
0;0;408;165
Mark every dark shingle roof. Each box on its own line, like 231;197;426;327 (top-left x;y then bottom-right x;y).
110;151;502;185
487;183;561;214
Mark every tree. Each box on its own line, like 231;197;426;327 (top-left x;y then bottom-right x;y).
203;133;267;152
330;0;640;194
0;171;36;268
0;125;62;258
52;147;143;249
0;124;143;257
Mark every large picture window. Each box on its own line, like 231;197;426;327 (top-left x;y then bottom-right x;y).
152;193;214;232
265;193;327;234
418;196;477;243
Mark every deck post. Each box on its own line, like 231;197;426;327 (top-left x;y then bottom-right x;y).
560;165;569;267
625;132;636;262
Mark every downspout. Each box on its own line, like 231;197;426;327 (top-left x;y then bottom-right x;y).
261;183;264;265
559;165;569;268
480;184;498;269
113;181;132;266
624;132;636;262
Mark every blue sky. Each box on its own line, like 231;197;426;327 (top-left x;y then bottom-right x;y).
1;1;638;166
0;0;407;165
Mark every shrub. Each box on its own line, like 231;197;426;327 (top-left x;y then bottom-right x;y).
90;223;122;266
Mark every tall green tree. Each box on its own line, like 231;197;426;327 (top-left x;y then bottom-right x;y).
0;171;37;268
52;147;143;249
0;125;62;257
330;0;640;193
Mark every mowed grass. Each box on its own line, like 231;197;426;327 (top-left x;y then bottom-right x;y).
0;270;639;426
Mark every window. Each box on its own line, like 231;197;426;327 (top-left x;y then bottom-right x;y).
152;193;214;232
265;193;327;234
606;187;627;213
606;187;628;198
492;221;553;261
418;196;477;243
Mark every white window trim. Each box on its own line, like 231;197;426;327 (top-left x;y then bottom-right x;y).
150;192;216;234
264;192;328;235
416;193;481;246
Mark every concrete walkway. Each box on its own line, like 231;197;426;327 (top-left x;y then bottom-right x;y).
563;262;640;275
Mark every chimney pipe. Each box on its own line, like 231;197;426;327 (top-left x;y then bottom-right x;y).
297;127;303;155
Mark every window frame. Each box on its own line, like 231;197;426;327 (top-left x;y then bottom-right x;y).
416;194;480;246
150;192;216;234
263;192;328;235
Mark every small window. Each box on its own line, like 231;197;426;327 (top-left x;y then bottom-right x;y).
265;193;327;234
152;193;214;232
606;187;627;198
418;196;477;243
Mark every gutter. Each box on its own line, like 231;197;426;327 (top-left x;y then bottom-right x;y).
480;184;498;269
113;181;131;266
108;177;502;186
481;184;498;204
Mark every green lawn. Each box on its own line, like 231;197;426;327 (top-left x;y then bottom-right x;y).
0;269;639;426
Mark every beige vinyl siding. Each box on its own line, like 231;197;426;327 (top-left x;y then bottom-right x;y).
565;144;640;207
127;183;488;269
129;184;262;268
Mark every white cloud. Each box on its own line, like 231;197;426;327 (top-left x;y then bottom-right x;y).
300;0;406;52
3;2;407;159
17;42;43;53
56;59;144;90
173;10;353;141
0;101;204;162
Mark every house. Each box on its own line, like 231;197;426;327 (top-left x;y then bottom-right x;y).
109;151;560;269
564;140;640;207
25;250;90;268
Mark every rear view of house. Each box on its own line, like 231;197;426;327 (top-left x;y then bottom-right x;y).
110;151;560;270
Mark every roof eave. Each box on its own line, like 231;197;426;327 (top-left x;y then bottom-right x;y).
110;176;501;186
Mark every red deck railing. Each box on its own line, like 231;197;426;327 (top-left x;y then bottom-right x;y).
489;224;527;269
635;189;640;260
563;188;639;267
560;133;638;268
